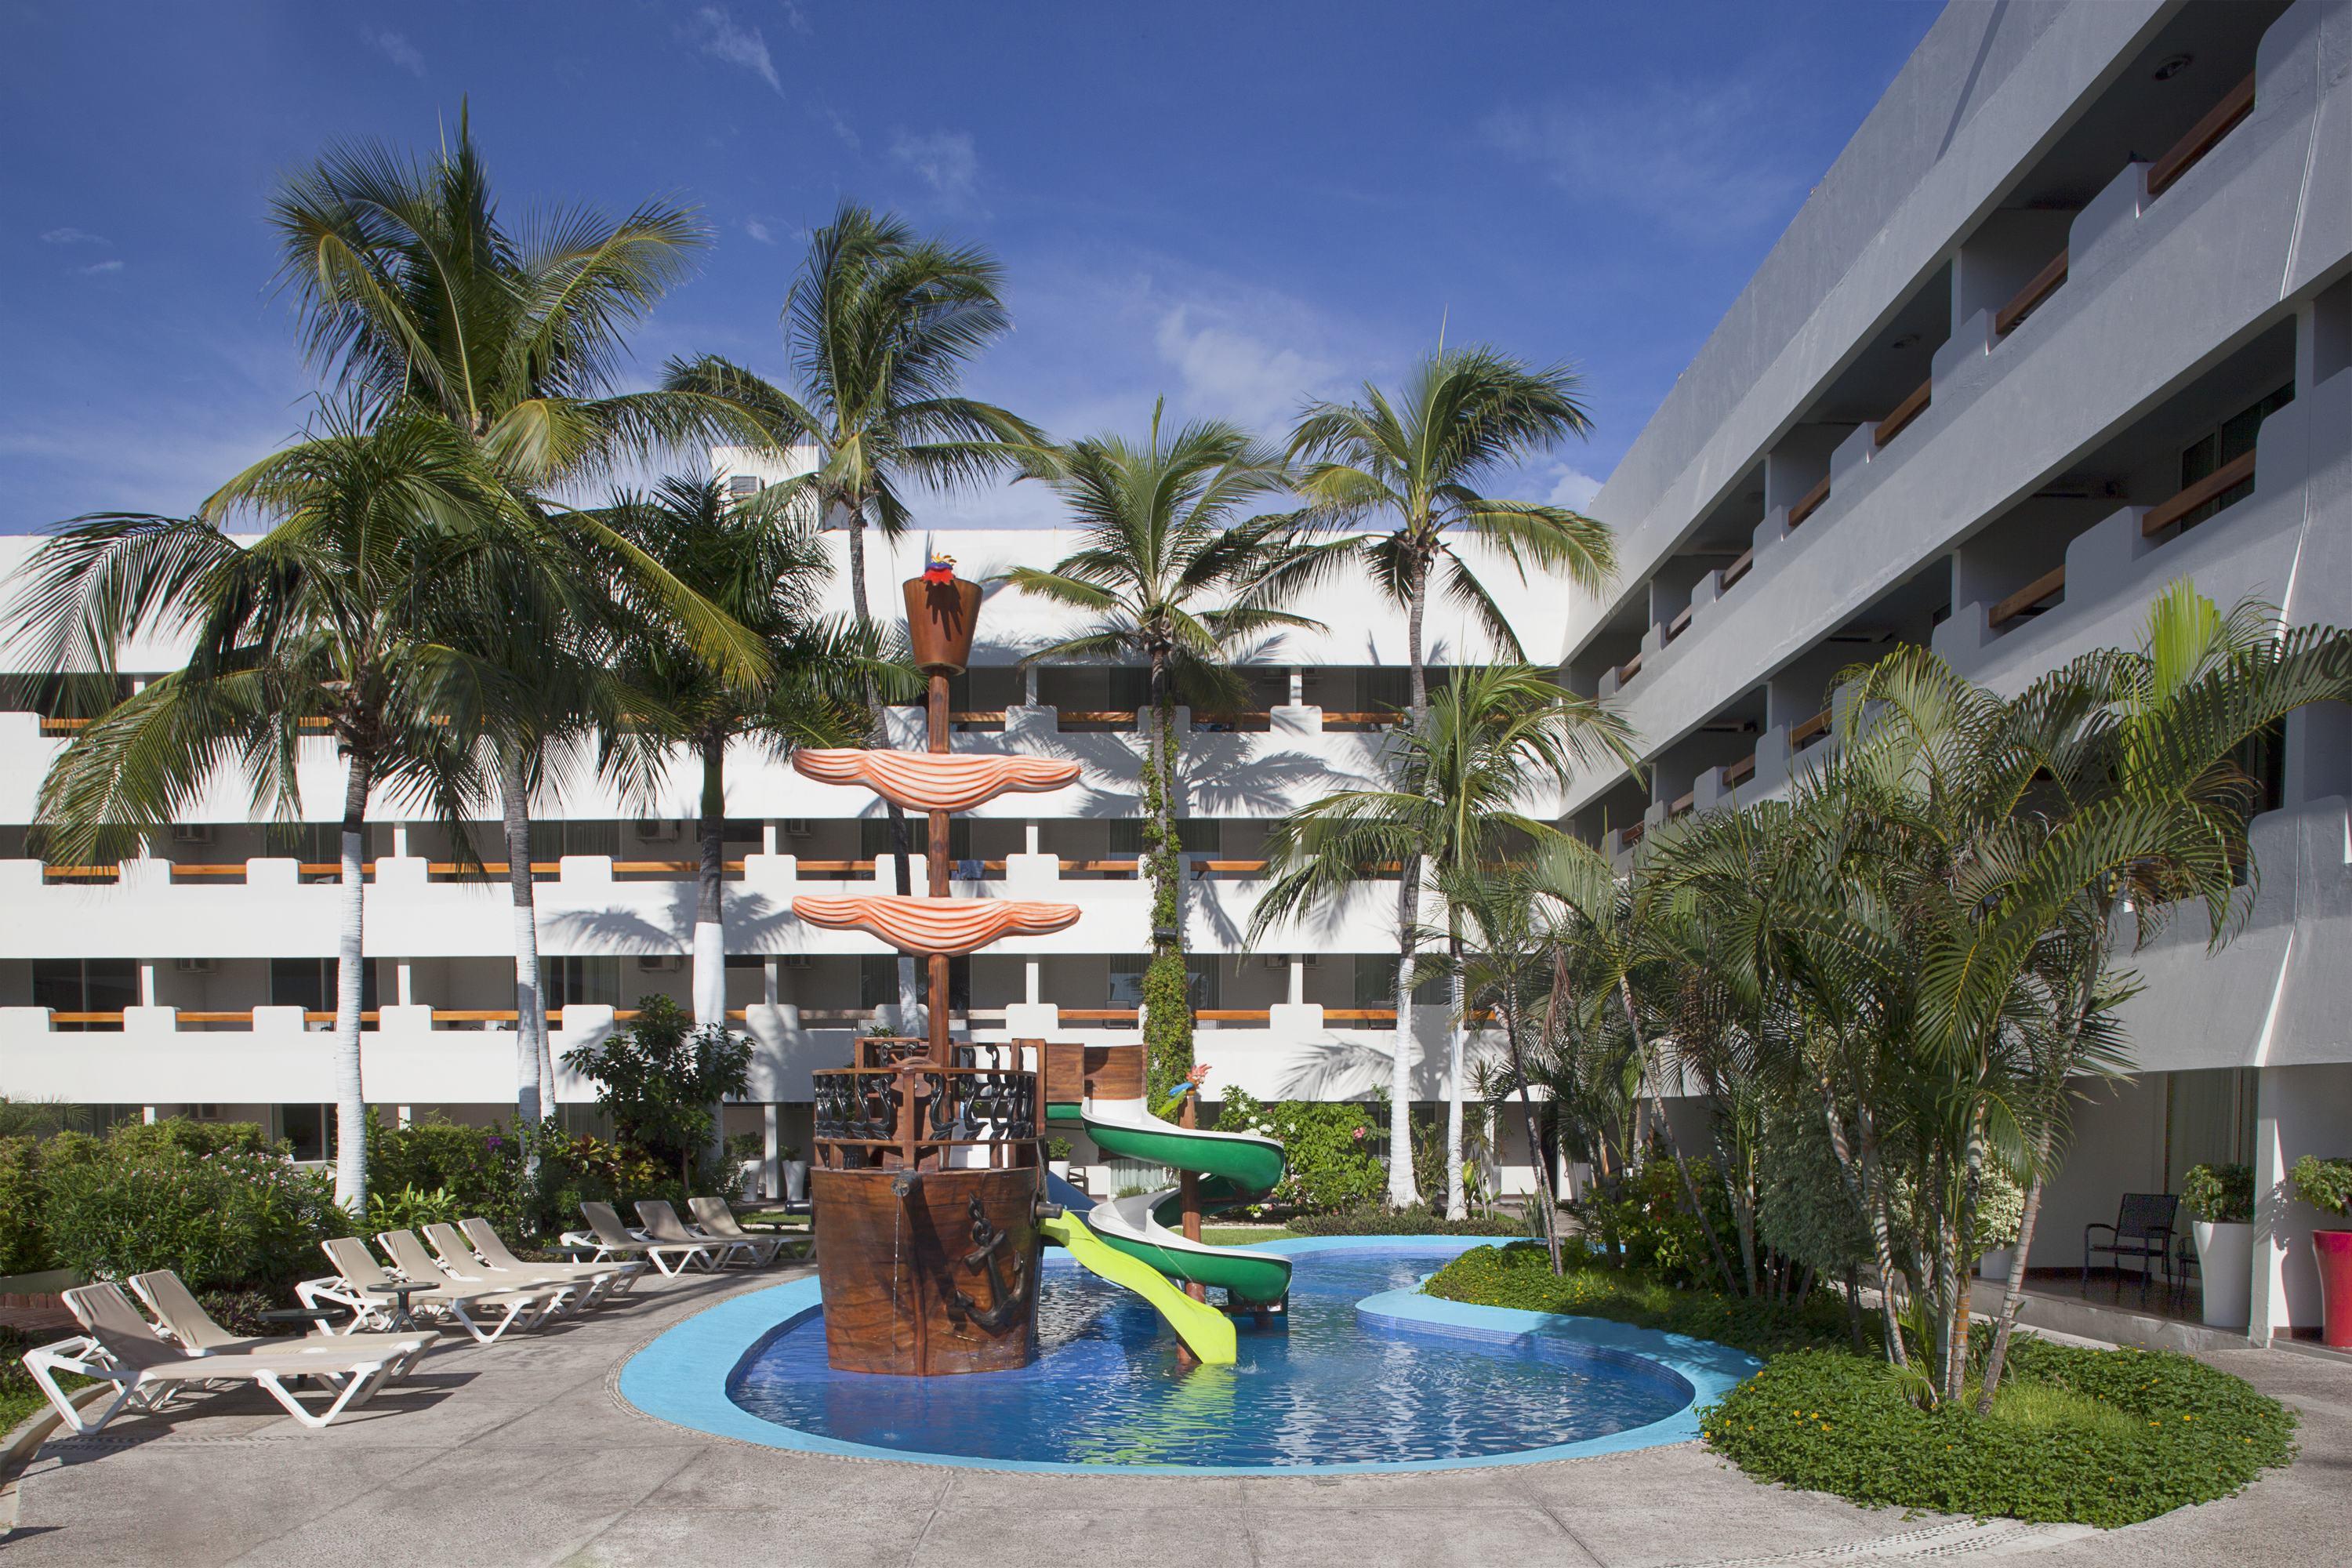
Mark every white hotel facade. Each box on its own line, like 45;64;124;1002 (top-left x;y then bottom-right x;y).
0;0;2346;1340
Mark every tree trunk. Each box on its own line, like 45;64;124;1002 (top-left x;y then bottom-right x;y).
1502;1001;1561;1272
1620;974;1739;1295
1976;1161;2046;1413
1388;866;1421;1208
333;753;373;1214
1445;924;1468;1220
499;750;546;1128
694;734;728;1028
1142;651;1192;1096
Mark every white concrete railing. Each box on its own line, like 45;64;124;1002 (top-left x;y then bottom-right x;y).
0;1000;1504;1108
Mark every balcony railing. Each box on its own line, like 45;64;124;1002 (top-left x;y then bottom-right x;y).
1873;376;1933;448
1786;474;1830;530
1991;448;2259;633
2146;72;2256;200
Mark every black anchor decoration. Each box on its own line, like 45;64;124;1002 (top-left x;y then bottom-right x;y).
948;1194;1031;1332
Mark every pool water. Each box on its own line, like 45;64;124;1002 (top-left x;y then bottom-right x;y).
726;1246;1692;1469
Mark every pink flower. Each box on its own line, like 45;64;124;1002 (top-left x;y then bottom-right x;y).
1352;1126;1367;1139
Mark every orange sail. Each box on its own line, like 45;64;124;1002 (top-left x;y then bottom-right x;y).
790;749;1080;813
791;895;1083;956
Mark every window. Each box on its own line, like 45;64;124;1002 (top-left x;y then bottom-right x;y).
858;818;972;858
270;957;379;1015
2176;383;2293;531
1107;956;1220;1009
32;959;136;1028
546;956;621;1011
277;1103;335;1162
1105;820;1220;856
530;820;620;858
1354;954;1444;1009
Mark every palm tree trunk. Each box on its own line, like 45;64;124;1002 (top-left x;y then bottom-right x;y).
844;507;920;1021
1445;924;1468;1220
694;732;727;1028
1976;1157;2047;1412
1142;650;1192;1096
499;750;546;1128
333;753;373;1214
1502;1000;1560;1272
1388;870;1421;1208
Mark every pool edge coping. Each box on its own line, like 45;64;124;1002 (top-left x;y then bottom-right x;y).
615;1236;1762;1475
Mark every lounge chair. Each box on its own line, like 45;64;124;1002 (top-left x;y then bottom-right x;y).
636;1200;764;1268
24;1283;419;1432
459;1217;645;1298
689;1196;813;1265
378;1229;579;1323
423;1221;637;1305
575;1200;716;1276
128;1269;432;1377
303;1237;559;1345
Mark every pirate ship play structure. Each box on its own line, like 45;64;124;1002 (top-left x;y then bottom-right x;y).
793;559;1292;1375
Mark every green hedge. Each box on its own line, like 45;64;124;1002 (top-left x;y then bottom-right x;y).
1423;1242;1849;1358
1702;1343;2296;1527
1290;1207;1527;1238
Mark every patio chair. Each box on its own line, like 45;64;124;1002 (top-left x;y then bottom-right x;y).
574;1200;717;1276
459;1216;645;1298
24;1283;416;1433
378;1229;579;1324
690;1196;814;1264
636;1200;765;1267
421;1221;634;1307
2083;1192;2180;1305
128;1269;432;1378
303;1237;559;1345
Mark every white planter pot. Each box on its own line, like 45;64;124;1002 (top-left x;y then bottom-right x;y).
1976;1247;2014;1280
2193;1220;2252;1328
1049;1160;1072;1181
783;1160;810;1205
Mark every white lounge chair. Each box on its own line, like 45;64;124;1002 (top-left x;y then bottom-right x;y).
575;1201;715;1276
459;1217;645;1298
128;1269;431;1378
377;1229;579;1324
303;1237;559;1345
688;1196;811;1265
637;1200;764;1268
24;1283;418;1433
423;1221;636;1305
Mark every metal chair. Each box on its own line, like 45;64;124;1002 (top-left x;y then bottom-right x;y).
2082;1192;2179;1305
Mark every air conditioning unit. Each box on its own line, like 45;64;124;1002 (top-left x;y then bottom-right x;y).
637;954;684;973
781;953;815;971
636;819;682;844
727;474;764;499
174;957;216;974
194;1104;223;1120
783;818;815;838
170;823;215;845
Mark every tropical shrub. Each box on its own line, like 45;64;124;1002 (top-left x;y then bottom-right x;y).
365;1184;470;1234
1289;1207;1524;1238
2286;1154;2352;1217
0;1136;48;1276
1700;1341;2296;1527
2181;1162;2255;1224
1214;1089;1384;1214
1570;1159;1737;1289
1425;1242;1848;1357
561;996;750;1188
39;1120;342;1294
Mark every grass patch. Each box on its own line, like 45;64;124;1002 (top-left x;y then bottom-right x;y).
1200;1226;1298;1247
1423;1240;1850;1359
0;1324;86;1440
1424;1243;2297;1528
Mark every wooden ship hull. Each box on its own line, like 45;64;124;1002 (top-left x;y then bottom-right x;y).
811;1164;1046;1377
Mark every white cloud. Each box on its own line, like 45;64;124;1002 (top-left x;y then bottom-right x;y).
744;218;774;245
1548;465;1604;511
40;227;108;245
364;27;424;77
889;129;978;203
1152;307;1334;432
688;7;782;96
779;1;812;36
78;260;125;276
1480;81;1802;238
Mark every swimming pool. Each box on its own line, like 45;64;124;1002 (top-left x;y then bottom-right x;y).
620;1238;1762;1473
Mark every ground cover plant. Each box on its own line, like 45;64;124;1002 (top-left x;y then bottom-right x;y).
1426;1243;2296;1526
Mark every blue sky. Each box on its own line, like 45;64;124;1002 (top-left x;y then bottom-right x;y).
2;1;1938;532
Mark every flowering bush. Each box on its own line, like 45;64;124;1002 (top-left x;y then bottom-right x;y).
1214;1089;1384;1214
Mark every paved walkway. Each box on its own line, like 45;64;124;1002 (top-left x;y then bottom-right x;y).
2;1267;2343;1567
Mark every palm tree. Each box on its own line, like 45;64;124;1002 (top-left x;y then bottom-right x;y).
14;405;547;1210
594;476;909;1031
270;109;768;1125
999;405;1321;1095
1255;664;1635;1212
1287;347;1615;1196
665;203;1046;1021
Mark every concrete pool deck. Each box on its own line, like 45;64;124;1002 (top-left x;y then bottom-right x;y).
2;1264;2346;1568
